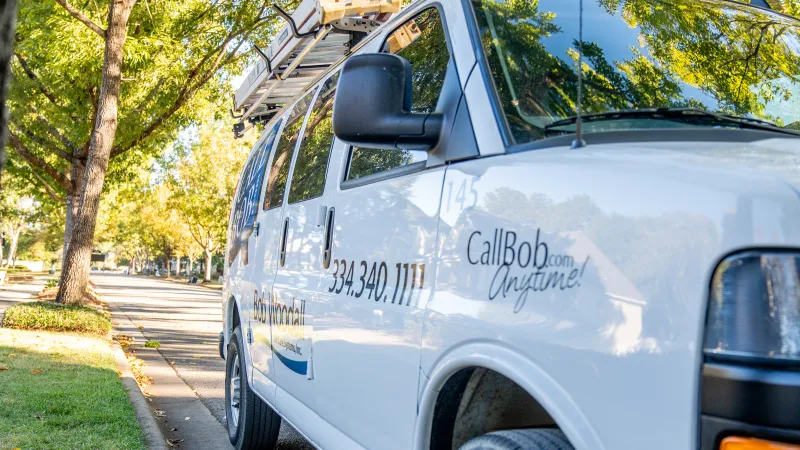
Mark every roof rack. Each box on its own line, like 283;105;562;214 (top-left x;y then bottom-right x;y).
232;0;401;137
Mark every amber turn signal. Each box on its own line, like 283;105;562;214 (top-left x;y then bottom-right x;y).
721;437;800;450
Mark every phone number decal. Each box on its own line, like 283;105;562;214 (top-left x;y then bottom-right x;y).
327;259;426;307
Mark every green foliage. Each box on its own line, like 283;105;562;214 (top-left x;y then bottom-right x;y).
2;302;111;336
7;0;285;216
45;278;58;289
144;340;160;349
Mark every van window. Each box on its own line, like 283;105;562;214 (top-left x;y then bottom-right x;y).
346;148;428;181
288;72;339;204
345;8;449;183
382;7;450;113
263;91;316;210
228;122;281;265
470;0;800;145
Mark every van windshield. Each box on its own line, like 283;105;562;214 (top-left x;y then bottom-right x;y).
471;0;800;145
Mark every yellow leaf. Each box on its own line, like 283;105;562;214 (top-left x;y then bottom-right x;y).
31;369;42;375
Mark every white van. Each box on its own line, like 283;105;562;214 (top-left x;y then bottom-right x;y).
220;0;800;449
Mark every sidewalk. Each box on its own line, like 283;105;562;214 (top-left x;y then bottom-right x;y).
0;274;48;318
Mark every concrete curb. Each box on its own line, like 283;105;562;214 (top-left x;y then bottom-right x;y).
110;340;169;450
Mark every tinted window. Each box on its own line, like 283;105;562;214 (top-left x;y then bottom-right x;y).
288;73;339;204
345;8;450;183
228;122;281;265
263;91;315;210
471;0;800;145
346;147;428;181
382;8;450;113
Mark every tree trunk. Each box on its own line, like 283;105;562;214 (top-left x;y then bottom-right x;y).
0;0;16;175
130;255;136;274
187;256;193;276
61;160;84;268
204;250;212;282
0;233;4;265
56;0;136;305
6;224;21;267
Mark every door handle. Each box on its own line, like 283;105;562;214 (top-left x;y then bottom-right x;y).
280;217;289;267
323;207;335;269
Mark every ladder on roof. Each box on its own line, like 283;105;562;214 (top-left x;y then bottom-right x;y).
232;0;402;137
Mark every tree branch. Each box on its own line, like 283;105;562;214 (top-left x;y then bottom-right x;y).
111;10;272;157
30;104;80;155
10;120;73;162
53;0;107;39
27;165;66;203
14;53;60;106
7;128;71;191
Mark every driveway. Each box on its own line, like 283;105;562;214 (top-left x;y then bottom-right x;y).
92;273;313;450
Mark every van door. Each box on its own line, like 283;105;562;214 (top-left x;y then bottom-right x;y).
269;73;337;412
311;7;454;449
247;92;315;403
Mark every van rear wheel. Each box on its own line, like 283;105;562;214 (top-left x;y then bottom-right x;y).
225;326;281;450
459;429;574;450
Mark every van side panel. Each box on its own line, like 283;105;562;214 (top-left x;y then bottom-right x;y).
422;144;800;450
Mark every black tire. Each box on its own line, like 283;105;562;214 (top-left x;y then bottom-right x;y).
460;429;575;450
225;326;281;450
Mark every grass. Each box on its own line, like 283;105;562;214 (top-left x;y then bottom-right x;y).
143;340;160;349
0;328;146;449
2;302;111;336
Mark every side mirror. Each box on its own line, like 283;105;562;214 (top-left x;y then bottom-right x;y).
332;53;442;151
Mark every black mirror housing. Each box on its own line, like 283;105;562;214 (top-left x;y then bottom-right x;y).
332;53;442;151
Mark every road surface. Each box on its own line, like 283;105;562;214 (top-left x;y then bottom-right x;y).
92;273;314;450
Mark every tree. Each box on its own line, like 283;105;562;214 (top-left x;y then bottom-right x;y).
0;175;36;266
168;120;254;281
7;0;280;304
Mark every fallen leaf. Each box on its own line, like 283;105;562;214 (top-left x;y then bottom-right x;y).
0;366;8;371
31;369;42;375
169;427;178;432
153;409;166;417
8;353;16;358
184;416;190;421
137;326;144;330
168;439;184;445
34;413;42;420
192;355;202;358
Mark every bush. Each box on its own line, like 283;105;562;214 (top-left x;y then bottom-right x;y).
45;279;58;289
2;302;111;336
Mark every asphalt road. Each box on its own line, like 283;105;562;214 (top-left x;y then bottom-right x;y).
92;273;314;450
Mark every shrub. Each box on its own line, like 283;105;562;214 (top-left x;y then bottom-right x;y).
144;340;160;349
45;279;58;289
2;302;111;336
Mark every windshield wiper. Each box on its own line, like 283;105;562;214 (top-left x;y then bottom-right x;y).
544;108;800;136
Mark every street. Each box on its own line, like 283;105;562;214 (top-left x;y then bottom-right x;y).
92;273;314;450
